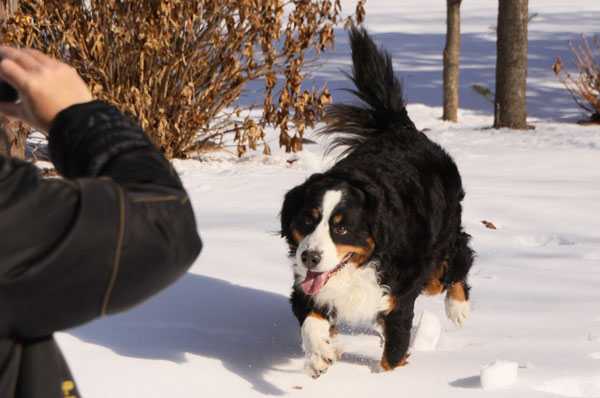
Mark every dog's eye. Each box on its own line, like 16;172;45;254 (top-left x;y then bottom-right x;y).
304;217;314;226
333;225;348;235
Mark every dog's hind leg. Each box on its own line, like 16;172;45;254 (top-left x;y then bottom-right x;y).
444;279;471;327
442;231;474;327
424;260;448;297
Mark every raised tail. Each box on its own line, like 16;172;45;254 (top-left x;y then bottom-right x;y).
319;25;416;155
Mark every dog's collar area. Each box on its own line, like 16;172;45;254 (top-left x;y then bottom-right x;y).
300;252;354;295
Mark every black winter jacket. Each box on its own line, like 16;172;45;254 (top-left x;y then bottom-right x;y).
0;101;202;397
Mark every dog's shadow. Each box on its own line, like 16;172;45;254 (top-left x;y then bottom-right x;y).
67;273;302;395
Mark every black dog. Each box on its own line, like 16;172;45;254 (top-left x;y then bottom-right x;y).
280;26;474;378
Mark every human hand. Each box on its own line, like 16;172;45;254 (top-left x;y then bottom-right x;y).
0;46;93;133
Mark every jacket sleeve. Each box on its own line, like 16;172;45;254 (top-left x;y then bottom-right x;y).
0;101;202;339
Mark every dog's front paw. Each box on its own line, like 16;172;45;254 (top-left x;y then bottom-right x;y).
445;295;471;327
304;351;337;379
301;314;339;378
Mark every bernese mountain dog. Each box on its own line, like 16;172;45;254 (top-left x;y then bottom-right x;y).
280;26;475;378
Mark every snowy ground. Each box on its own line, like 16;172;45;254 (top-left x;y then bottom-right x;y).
56;1;600;397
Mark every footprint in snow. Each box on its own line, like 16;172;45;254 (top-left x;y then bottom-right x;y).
516;234;575;247
534;375;600;398
582;252;600;260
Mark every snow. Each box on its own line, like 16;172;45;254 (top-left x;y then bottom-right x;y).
53;0;600;397
411;310;442;352
480;360;519;389
535;375;600;398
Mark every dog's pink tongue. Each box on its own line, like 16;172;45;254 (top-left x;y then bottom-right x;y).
301;270;330;295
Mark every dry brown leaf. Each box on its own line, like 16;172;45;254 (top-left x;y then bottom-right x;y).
481;220;497;230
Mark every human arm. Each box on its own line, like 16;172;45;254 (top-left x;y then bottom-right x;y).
0;48;202;339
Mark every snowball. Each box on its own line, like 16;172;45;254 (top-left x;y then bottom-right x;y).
480;360;519;389
411;309;441;351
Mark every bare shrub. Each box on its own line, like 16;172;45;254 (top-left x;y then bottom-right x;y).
2;0;365;158
553;35;600;124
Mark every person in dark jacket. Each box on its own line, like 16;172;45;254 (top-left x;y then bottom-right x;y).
0;46;202;397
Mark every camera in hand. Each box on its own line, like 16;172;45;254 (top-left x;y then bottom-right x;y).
0;56;19;102
0;81;18;102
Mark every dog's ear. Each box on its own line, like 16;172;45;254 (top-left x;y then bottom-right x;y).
280;174;325;241
362;184;392;251
280;182;308;243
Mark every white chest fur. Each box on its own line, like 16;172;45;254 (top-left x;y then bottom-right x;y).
310;261;391;325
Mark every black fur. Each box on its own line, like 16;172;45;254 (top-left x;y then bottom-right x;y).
280;26;474;372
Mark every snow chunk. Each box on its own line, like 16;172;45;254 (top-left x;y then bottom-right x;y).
480;360;518;389
410;309;441;351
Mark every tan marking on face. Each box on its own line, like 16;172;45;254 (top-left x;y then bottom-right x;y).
332;214;343;224
291;228;305;245
312;208;320;219
334;237;375;266
424;260;448;296
447;281;467;302
335;244;371;257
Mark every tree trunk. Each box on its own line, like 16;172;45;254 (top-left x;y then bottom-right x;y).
494;0;529;129
0;0;26;159
443;0;462;122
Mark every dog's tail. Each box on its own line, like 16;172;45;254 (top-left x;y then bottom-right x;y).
319;25;416;156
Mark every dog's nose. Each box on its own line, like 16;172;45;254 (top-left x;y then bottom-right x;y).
301;250;321;269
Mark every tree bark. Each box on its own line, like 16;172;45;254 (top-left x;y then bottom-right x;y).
0;119;25;159
0;0;17;15
443;0;462;122
0;0;26;159
494;0;529;129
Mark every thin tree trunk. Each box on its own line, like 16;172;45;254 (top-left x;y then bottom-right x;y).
0;129;9;157
443;0;461;122
0;119;25;158
0;0;25;159
494;0;529;129
0;0;17;15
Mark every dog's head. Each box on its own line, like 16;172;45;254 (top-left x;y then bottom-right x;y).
281;177;376;295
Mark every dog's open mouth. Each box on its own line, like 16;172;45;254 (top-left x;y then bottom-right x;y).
300;252;354;295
